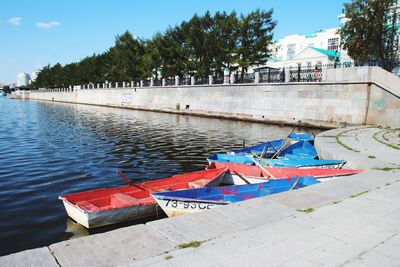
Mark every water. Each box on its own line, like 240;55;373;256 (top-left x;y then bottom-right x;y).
0;97;319;256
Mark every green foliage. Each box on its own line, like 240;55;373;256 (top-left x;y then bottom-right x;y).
178;241;203;249
297;208;314;213
31;9;276;88
236;9;276;80
350;190;369;198
340;0;399;71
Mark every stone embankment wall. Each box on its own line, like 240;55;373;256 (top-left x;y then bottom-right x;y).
28;67;400;128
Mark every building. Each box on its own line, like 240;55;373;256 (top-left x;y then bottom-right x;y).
17;73;30;87
31;71;39;82
256;12;353;70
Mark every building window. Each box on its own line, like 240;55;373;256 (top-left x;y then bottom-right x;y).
287;43;296;59
327;38;339;51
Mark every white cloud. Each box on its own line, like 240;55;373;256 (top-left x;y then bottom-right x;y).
36;21;60;29
8;17;22;26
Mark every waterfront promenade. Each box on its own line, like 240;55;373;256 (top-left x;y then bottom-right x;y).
1;126;399;266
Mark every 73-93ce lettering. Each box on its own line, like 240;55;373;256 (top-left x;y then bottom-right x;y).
165;199;212;210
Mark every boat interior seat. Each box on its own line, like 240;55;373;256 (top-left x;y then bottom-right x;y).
110;193;140;206
76;201;100;212
188;179;209;189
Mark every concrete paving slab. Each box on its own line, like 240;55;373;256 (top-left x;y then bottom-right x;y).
49;224;175;267
0;247;59;267
211;197;294;229
304;170;399;199
343;250;398;267
265;187;336;210
146;208;245;244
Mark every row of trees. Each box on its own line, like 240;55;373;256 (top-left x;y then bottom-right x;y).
32;9;276;89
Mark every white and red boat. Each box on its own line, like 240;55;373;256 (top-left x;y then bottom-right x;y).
59;168;227;228
207;162;363;185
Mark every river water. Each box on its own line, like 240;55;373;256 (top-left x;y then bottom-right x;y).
0;97;319;256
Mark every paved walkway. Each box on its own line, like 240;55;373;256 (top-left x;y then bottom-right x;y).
1;126;399;267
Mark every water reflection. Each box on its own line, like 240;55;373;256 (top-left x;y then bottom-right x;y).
0;97;320;256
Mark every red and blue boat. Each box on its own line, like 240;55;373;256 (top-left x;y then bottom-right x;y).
151;177;320;217
59;168;227;228
207;153;346;168
207;162;363;184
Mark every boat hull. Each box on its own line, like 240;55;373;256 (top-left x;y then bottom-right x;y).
207;153;346;168
151;198;226;217
207;162;362;185
61;200;158;228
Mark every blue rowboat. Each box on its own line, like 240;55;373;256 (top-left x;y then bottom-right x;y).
151;177;320;217
277;140;318;160
288;132;314;143
207;153;346;168
229;139;284;157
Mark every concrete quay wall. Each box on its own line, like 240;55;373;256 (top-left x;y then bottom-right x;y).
29;67;400;128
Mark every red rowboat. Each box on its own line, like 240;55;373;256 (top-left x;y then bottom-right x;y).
207;162;363;185
59;168;227;228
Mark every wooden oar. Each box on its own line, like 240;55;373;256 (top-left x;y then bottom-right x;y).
271;128;296;159
260;146;268;158
290;177;301;190
116;169;133;185
116;170;161;192
232;171;251;184
251;151;273;167
250;158;275;180
267;141;279;153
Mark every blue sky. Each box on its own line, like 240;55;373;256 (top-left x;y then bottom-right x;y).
0;0;347;84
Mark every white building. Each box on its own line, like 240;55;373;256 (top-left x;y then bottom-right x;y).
17;73;30;87
257;12;353;70
31;71;39;82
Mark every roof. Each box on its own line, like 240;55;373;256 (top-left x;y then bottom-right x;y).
310;47;340;58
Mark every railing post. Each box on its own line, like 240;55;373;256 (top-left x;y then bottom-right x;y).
284;68;289;83
175;76;179;86
162;78;166;86
150;78;154;87
190;76;195;85
268;69;271;83
122;82;126;88
140;80;143;87
209;75;213;85
297;65;301;82
255;72;260;84
223;68;230;84
230;73;235;84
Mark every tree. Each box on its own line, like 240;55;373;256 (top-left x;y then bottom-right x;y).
236;9;276;80
340;0;399;71
107;31;148;81
212;11;239;75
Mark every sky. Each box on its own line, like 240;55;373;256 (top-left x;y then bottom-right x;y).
0;0;347;84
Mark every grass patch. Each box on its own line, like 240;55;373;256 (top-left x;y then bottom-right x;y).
332;201;341;205
372;167;400;171
350;190;369;198
165;255;173;260
368;155;376;159
178;241;203;249
385;183;391;186
372;130;400;150
297;208;314;213
335;128;363;153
